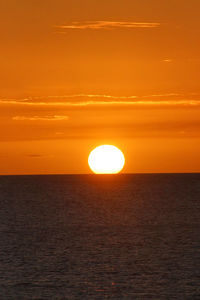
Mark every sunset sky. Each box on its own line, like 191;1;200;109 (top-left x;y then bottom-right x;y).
1;0;200;174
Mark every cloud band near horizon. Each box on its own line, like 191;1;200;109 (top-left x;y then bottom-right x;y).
12;115;69;121
55;21;160;30
0;95;200;108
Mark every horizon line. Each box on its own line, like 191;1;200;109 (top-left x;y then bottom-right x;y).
0;172;199;176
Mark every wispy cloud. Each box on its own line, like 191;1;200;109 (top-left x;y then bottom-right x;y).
12;115;69;121
142;93;181;98
35;94;138;100
55;21;160;30
1;93;200;108
163;59;173;63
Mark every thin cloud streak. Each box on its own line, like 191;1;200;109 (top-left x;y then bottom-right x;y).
55;21;160;30
2;100;200;107
13;115;69;121
142;93;182;98
1;93;200;108
16;93;192;100
36;94;138;100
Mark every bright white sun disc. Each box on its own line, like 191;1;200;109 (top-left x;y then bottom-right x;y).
88;145;125;174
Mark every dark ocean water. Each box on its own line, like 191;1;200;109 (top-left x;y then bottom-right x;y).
0;174;199;299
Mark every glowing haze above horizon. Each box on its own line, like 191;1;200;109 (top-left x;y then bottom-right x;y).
0;0;200;175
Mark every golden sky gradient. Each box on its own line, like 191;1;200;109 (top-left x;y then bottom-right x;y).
0;0;200;174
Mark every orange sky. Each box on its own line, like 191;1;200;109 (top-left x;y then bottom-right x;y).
0;0;200;174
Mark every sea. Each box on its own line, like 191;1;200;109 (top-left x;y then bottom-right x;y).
0;174;199;299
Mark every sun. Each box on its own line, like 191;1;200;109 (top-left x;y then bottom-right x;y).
88;145;125;174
